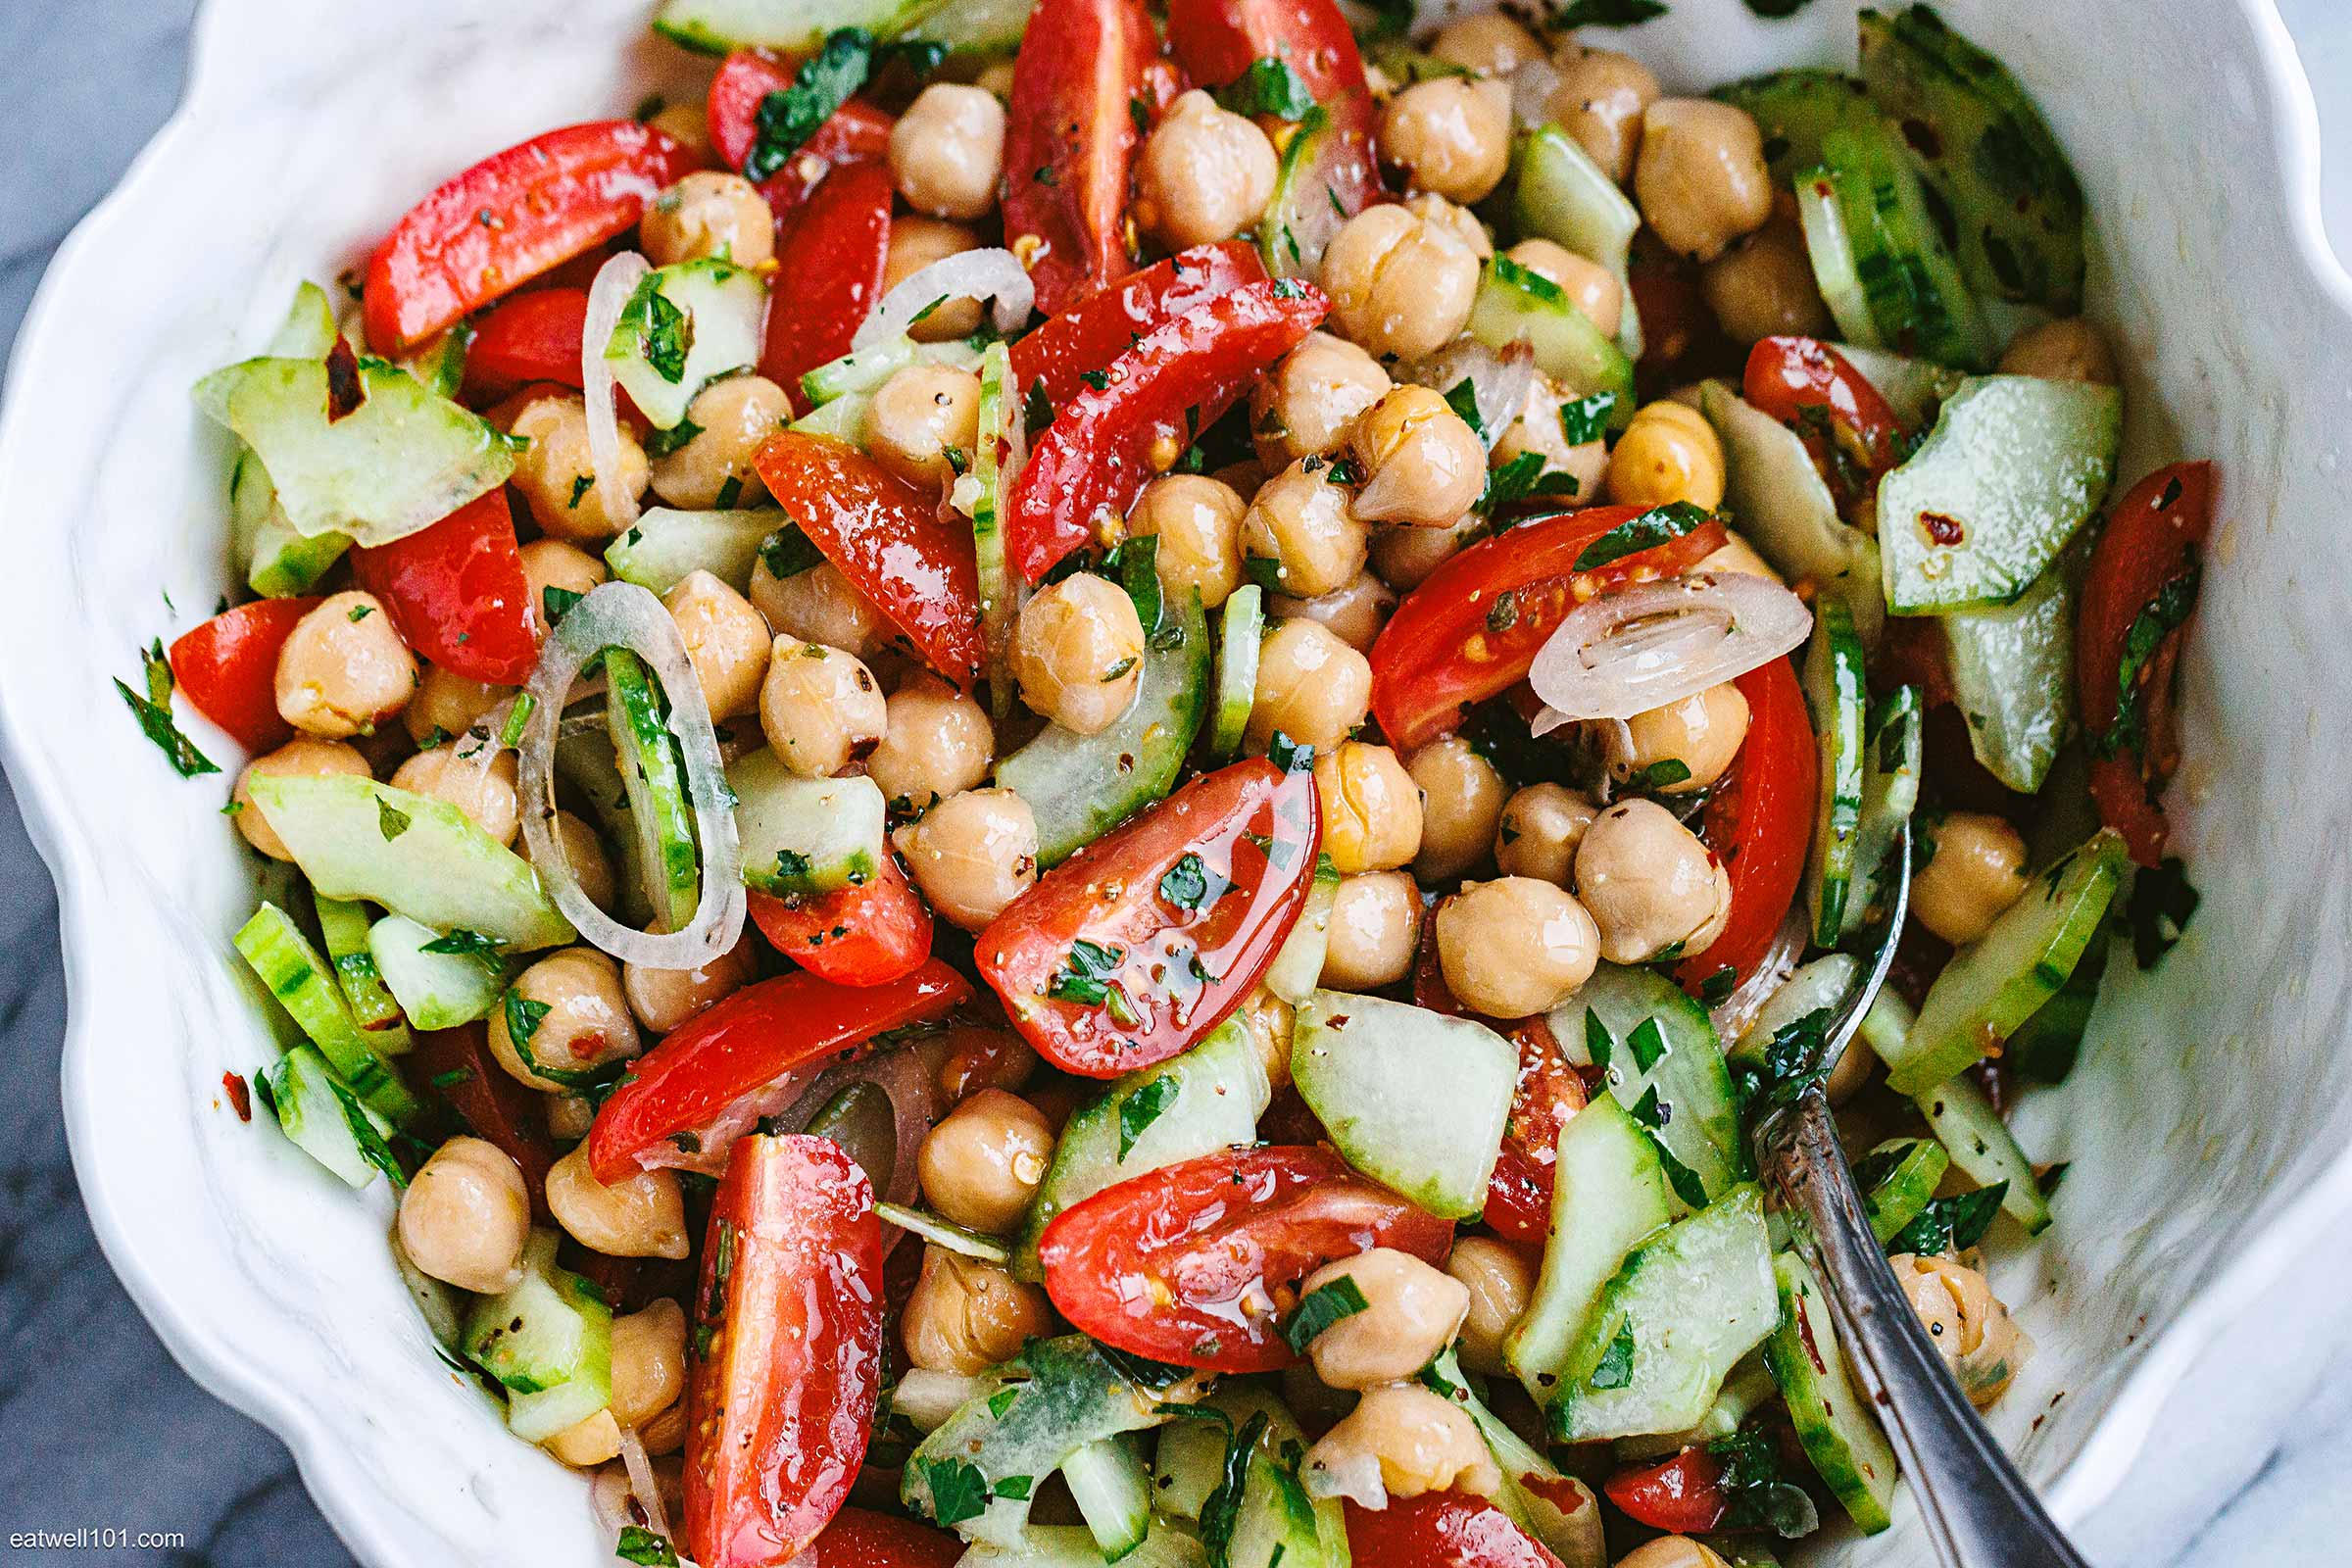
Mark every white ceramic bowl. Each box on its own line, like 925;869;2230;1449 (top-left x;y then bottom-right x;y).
2;1;2346;1562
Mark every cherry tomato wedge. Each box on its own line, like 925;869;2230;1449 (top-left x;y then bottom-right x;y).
1483;1016;1592;1246
707;48;798;172
1003;0;1158;317
749;854;933;988
587;961;970;1183
410;1022;556;1219
752;431;983;686
1603;1446;1732;1535
1343;1494;1567;1568
1037;1145;1453;1372
465;287;589;394
811;1507;964;1568
350;491;537;684
1369;505;1731;753
1743;336;1909;509
1675;659;1816;998
2077;461;2216;868
364;120;698;353
757;100;897;220
977;757;1320;1078
1166;0;1369;104
1007;278;1330;581
167;596;322;753
760;162;894;413
1009;241;1268;412
686;1133;884;1568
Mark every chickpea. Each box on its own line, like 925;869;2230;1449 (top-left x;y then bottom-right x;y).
1889;1252;2033;1407
975;59;1016;99
1348;385;1485;528
1248;618;1372;755
642;172;773;269
1135;90;1279;251
890;83;1006;221
406;665;510;748
752;556;888;659
390;745;521;845
396;1137;531;1294
865;365;983;491
903;1247;1054;1374
232;740;370;859
1304;1384;1499;1500
1503;238;1623;338
526;809;618;916
1575;800;1733;964
1252;332;1394;468
623;935;754;1036
506;393;647;541
611;1299;689;1430
647;103;716;166
868;673;994;811
1494;783;1598;886
1697;530;1783;583
1635;99;1774;263
488;948;642;1091
1402;192;1493;260
664;569;771;719
1607;400;1726;511
1321;872;1420;991
1242;461;1368;600
1913;811;2031;945
1447;1238;1534;1376
1604;683;1750;795
1827;1033;1879;1106
637;1401;690;1457
1700;220;1832;344
760;635;887;777
547;1091;596;1142
1616;1541;1733;1568
1320;203;1482;362
1237;986;1298;1094
885;218;986;341
917;1088;1054;1235
1493;376;1609;505
649;375;789;510
1316;742;1423;874
1380;75;1512;206
1437;877;1599;1017
272;591;416;740
1429;12;1542;75
1298;1249;1470;1389
1011;572;1147;734
1268;570;1395;655
897;787;1038;930
1406;737;1505;880
1128;475;1246;611
1543;46;1659;184
519;539;610;638
546;1410;622;1468
545;1142;690;1259
1369;513;1478;592
2000;318;2119;385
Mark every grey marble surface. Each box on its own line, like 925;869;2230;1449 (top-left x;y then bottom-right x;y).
0;4;2347;1565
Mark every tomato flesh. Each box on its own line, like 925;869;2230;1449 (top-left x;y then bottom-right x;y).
1342;1492;1568;1567
1009;241;1268;412
811;1507;964;1568
757;100;897;220
749;854;933;988
410;1022;556;1220
1674;658;1816;999
167;596;322;753
1743;335;1909;508
465;287;589;394
1164;0;1384;215
350;491;538;685
707;48;797;172
1483;1016;1592;1245
760;162;894;413
1003;0;1158;317
1603;1446;1732;1535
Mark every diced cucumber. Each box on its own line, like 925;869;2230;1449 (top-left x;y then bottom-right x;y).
1714;69;1879;187
1291;989;1513;1219
1697;380;1882;648
1832;343;1965;428
1155;1387;1345;1568
1814;123;1993;368
267;281;342;359
1730;954;1856;1067
1940;558;2077;793
654;0;936;53
790;390;872;442
368;914;514;1030
192;355;518;548
1208;585;1264;761
1802;600;1868;946
1549;963;1745;1211
996;547;1210;868
1152;1386;1276;1521
463;1231;613;1442
1851;1135;1950;1245
1858;6;2085;311
1015;1014;1270;1279
553;709;653;928
1506;1096;1674;1405
895;1369;993;1432
1610;1352;1780;1461
1793;167;1882;349
876;1201;1013;1267
1511;123;1643;361
1844;686;1924;937
900;0;1030;59
1263;855;1340;1005
958;1527;1210;1568
602;259;768;430
314;895;412;1054
1548;1184;1781;1442
971;342;1020;724
231;449;351;599
1060;1434;1153;1562
246;775;575;951
1879;829;2129;1095
2005;935;2104;1082
1426;1348;1606;1568
1878;373;2120;612
1468;257;1636;417
1766;1249;1898;1534
263;1046;404;1190
235;903;422;1128
604;648;703;931
1259;103;1365;284
728;750;888;896
604;508;779;596
803;334;985;407
397;323;471;400
1915;1065;2051;1235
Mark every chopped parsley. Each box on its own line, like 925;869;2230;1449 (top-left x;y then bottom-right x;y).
1479;449;1581;514
542;585;583;625
1626;1016;1670;1073
1265;729;1314;774
643;416;704;459
1281;1273;1370;1352
1047;938;1124;1006
1572;500;1715;571
614;1525;678;1566
1024;381;1055;437
1158;852;1226;913
1544;0;1671;29
772;849;814;884
615;275;691;383
1708;1426;1821;1538
758;525;826;580
115;670;218;780
1625;757;1693;791
713;474;745;509
1442;377;1486;440
503;990;551;1051
2094;563;2199;761
1587;1318;1638;1390
1118;1074;1181;1160
921;1456;993;1528
743;28;876;182
1214;57;1318;122
1200;1410;1271;1568
420;928;504;959
2123;856;2198;968
1888;1183;2009;1256
1558;389;1623;447
376;799;412;841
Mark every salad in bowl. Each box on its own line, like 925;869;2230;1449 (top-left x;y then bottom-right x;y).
134;0;2214;1562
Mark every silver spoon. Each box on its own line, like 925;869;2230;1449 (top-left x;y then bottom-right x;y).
1750;822;2089;1568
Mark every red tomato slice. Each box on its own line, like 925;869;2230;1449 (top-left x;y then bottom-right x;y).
708;48;800;172
811;1507;964;1568
749;854;933;988
350;491;537;685
1164;0;1384;213
167;597;322;754
1009;241;1268;412
1368;505;1731;753
760;162;894;414
1675;658;1816;999
410;1022;556;1220
587;962;970;1183
1628;234;1724;393
757;100;897;220
1483;1016;1592;1246
1003;0;1158;317
465;287;589;394
686;1134;884;1568
751;431;984;686
364;121;698;353
1037;1145;1453;1371
2077;461;2215;868
1410;900;1466;1016
1603;1446;1731;1535
977;758;1321;1078
1343;1493;1567;1568
1743;336;1908;510
1007;279;1330;581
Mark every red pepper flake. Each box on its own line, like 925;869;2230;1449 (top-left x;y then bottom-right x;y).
1922;511;1966;546
221;1070;253;1122
323;336;367;422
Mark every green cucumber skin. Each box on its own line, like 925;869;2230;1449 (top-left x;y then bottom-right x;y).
1714;69;1877;186
1914;1067;2051;1234
1697;380;1883;650
605;508;779;597
1260;854;1339;1005
1803;600;1869;946
235;903;422;1128
1857;1136;1951;1245
1793;166;1883;349
462;1232;613;1441
972;342;1018;727
1939;556;2078;794
1765;1249;1899;1534
1059;1435;1153;1562
603;648;702;933
265;1045;400;1190
1466;260;1637;417
804;335;984;407
1549;963;1747;1208
602;259;767;431
1816;122;1992;369
1209;585;1265;761
1511;123;1643;361
654;0;937;53
232;451;350;600
313;894;413;1050
727;753;888;897
1843;686;1924;939
368;913;512;1031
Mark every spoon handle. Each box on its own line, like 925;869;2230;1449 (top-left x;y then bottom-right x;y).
1763;1089;2089;1568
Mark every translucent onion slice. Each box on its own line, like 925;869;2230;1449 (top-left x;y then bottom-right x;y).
615;1427;671;1544
581;252;651;535
1529;571;1814;728
516;581;743;969
1510;57;1565;131
1709;907;1809;1045
1303;1446;1388;1510
1396;337;1537;454
852;247;1033;351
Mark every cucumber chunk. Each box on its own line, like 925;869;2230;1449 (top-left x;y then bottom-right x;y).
1831;343;1966;428
235;903;422;1128
1813;122;1993;368
1940;557;2077;793
790;389;873;442
1261;854;1340;1005
1611;1353;1780;1461
605;508;780;596
803;334;985;407
1851;1135;1950;1244
899;0;1029;59
1291;989;1515;1220
602;259;767;430
463;1231;613;1441
1792;165;1882;349
1467;256;1636;417
1802;600;1868;946
368;913;514;1030
1155;1387;1346;1568
1549;963;1745;1211
1208;585;1264;761
1714;69;1878;186
1844;686;1924;937
263;1045;405;1190
728;750;889;896
1697;381;1882;649
1060;1435;1153;1563
2005;936;2103;1082
654;0;936;53
1765;1249;1899;1533
605;648;702;931
958;1527;1210;1568
232;450;351;599
1914;1064;2051;1235
971;341;1020;724
1426;1348;1607;1568
266;280;341;359
246;774;575;950
1259;103;1368;284
1511;123;1643;361
314;895;413;1054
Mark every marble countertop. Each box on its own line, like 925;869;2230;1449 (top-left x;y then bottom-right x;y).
1;3;2346;1563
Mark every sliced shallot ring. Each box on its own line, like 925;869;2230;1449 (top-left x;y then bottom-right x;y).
581;252;650;535
1709;906;1809;1044
1303;1445;1389;1510
852;247;1033;351
1530;570;1813;727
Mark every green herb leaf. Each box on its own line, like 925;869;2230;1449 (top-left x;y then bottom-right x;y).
1215;57;1318;121
504;990;551;1050
420;928;504;959
643;416;704;459
1889;1183;2010;1256
114;677;219;778
1282;1273;1370;1353
2095;563;2200;761
1584;1009;1615;1070
923;1455;992;1528
1707;1426;1821;1538
1119;1074;1181;1161
1201;1410;1271;1568
1626;1016;1670;1074
542;585;583;626
1588;1318;1638;1390
1158;852;1227;913
1099;1345;1195;1391
1479;449;1581;515
377;799;412;841
743;29;875;182
713;474;745;509
614;1525;679;1566
1735;1005;1833;1121
1627;757;1693;792
993;1474;1034;1500
1024;381;1055;437
1558;389;1623;447
1265;729;1314;774
1243;555;1286;595
617;275;692;383
1048;938;1124;1006
758;526;826;581
1544;0;1671;28
1443;377;1486;440
1572;501;1714;571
